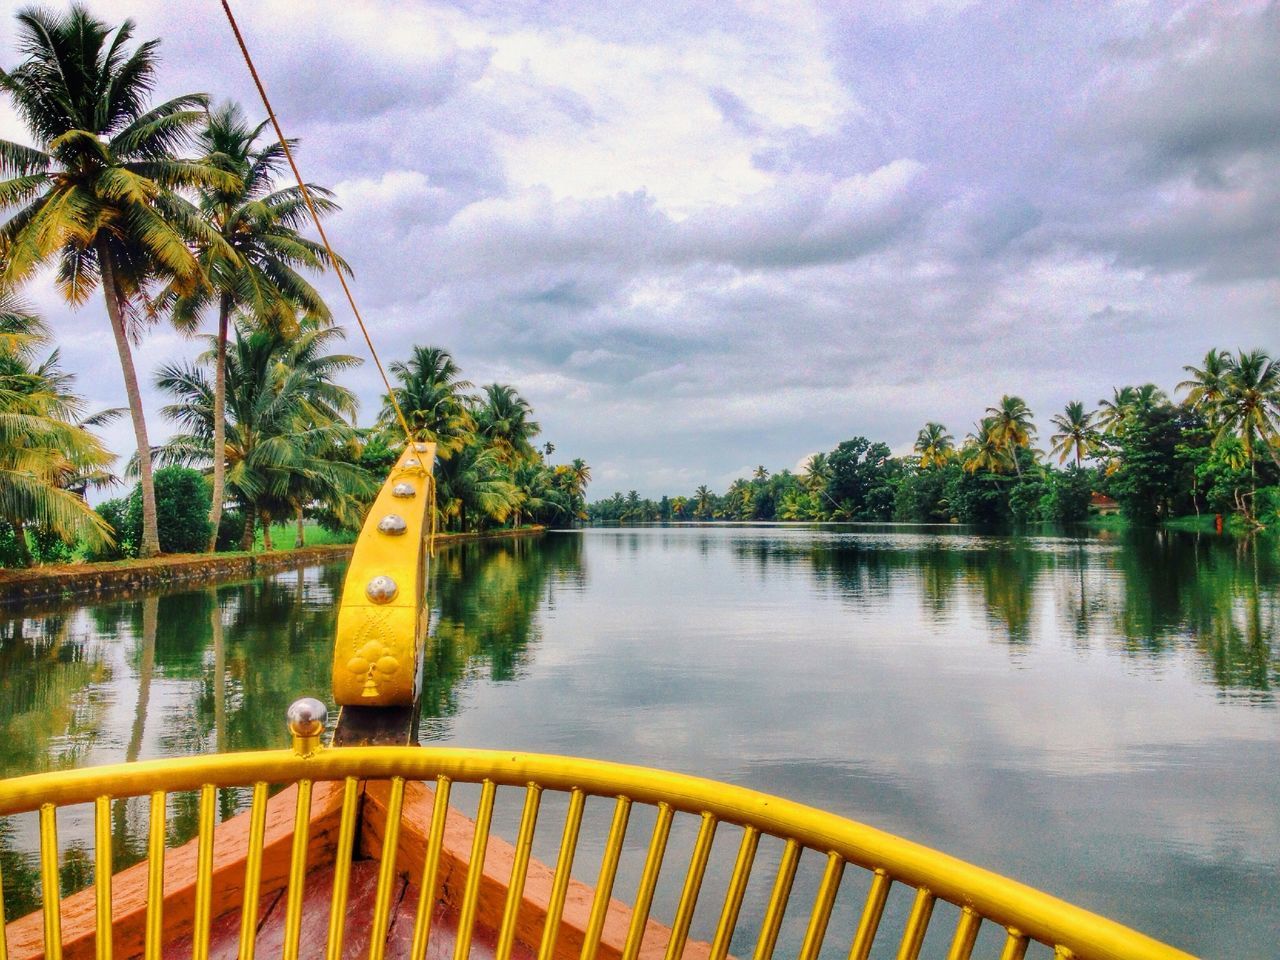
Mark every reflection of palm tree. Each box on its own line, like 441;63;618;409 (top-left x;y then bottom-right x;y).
127;596;158;763
212;591;226;753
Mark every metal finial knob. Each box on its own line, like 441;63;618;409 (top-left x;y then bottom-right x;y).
287;697;327;739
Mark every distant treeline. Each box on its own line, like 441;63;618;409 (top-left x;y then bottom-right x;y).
590;350;1280;529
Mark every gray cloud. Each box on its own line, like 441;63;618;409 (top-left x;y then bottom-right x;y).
0;0;1276;497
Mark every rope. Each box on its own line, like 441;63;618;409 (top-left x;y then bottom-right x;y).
218;0;415;447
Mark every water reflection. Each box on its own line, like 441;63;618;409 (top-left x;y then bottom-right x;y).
0;527;1275;955
0;536;584;919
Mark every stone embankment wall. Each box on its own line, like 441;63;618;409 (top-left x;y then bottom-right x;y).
0;526;546;609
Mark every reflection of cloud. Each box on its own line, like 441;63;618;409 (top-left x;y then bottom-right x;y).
0;1;1276;495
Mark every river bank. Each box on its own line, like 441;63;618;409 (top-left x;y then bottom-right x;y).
0;526;546;609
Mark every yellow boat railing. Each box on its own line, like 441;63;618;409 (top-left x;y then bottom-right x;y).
0;720;1195;960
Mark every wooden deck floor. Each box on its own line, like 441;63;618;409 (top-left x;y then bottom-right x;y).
162;860;535;960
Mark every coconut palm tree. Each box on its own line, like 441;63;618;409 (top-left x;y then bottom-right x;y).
963;418;1013;475
694;484;714;520
752;465;769;480
156;102;344;549
984;395;1035;476
0;294;113;563
0;6;236;556
155;320;370;549
1096;386;1137;437
914;422;955;469
435;444;518;532
1178;348;1234;426
474;383;540;462
383;346;475;459
1216;349;1280;493
1048;401;1100;467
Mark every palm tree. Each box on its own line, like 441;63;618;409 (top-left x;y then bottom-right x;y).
0;294;113;563
670;495;689;519
1048;401;1100;467
984;395;1035;476
1178;348;1234;426
436;444;517;532
752;465;769;480
694;484;713;520
474;383;540;462
1216;350;1280;498
1096;386;1137;437
155;320;371;549
383;346;475;458
0;6;236;556
914;422;955;469
963;418;1013;474
157;102;343;550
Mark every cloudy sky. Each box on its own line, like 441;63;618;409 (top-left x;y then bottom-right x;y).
1;0;1277;497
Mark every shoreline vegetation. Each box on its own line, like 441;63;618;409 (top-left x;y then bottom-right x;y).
0;525;546;607
0;8;589;571
590;352;1280;536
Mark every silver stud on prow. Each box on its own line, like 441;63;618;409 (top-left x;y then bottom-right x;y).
402;457;420;467
392;482;416;498
366;575;399;604
287;697;327;755
377;514;408;536
415;443;430;452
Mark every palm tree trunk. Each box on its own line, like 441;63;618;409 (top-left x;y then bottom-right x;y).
11;518;32;568
98;238;161;558
261;512;274;551
240;509;255;551
206;295;232;551
295;502;305;549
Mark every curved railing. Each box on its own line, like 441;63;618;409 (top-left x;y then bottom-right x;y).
0;742;1195;960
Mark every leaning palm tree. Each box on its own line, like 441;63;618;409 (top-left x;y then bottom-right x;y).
156;102;344;549
0;294;113;564
1177;348;1234;427
1048;401;1100;467
984;395;1035;476
0;6;236;556
383;346;476;459
155;320;371;549
914;422;955;469
474;383;540;463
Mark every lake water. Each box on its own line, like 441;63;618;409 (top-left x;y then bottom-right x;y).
1;526;1277;957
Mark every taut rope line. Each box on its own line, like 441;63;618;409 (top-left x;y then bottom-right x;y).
219;0;416;446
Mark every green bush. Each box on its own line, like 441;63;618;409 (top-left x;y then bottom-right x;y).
216;508;245;551
124;467;213;554
87;497;136;561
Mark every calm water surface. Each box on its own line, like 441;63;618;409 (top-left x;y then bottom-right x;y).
1;526;1277;957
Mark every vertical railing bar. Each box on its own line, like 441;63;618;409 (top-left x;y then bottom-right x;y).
281;779;314;960
0;832;8;960
39;803;63;960
495;784;543;960
238;782;270;960
663;811;718;960
536;788;587;960
409;776;453;960
945;908;981;960
325;777;361;960
998;929;1029;960
847;869;892;960
895;888;936;960
369;777;408;960
620;803;675;960
453;780;499;960
192;785;217;960
580;796;633;960
750;838;800;960
144;791;166;960
708;825;760;960
94;796;113;960
797;852;845;960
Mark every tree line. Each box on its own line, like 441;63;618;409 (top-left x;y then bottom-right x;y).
590;349;1280;530
0;6;587;566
